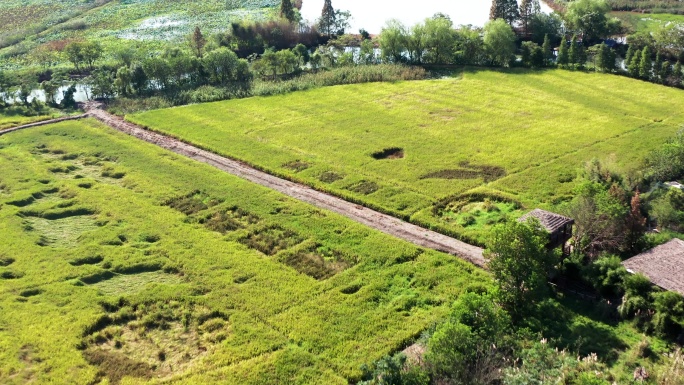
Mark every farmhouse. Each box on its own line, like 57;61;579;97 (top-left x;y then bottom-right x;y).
518;209;574;249
622;238;684;296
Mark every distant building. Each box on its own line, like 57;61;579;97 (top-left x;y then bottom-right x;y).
518;209;574;250
622;238;684;296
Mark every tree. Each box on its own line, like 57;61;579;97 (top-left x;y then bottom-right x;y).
628;48;641;77
625;44;635;66
142;57;172;91
519;0;541;36
379;20;408;63
318;0;336;36
557;38;569;66
542;33;553;66
426;291;511;384
483;19;517;67
566;179;629;256
490;0;519;26
569;34;580;66
188;27;207;58
203;47;248;85
131;65;149;95
674;61;683;85
88;70;115;100
113;67;134;96
293;43;310;65
654;52;663;83
64;41;102;72
279;0;296;23
639;45;652;80
423;15;456;65
565;0;612;42
484;219;558;317
595;43;615;72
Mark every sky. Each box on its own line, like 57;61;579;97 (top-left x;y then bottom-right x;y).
300;0;553;34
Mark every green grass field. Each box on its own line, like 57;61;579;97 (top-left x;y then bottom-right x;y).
612;11;684;33
128;69;684;244
0;118;490;384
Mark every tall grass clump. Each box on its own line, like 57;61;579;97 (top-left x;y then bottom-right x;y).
252;65;427;97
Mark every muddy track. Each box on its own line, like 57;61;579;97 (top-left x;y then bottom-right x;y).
83;104;485;267
0;115;87;136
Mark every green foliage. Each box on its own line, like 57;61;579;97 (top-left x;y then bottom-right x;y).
490;0;520;25
485;219;558;317
359;354;429;385
565;0;614;42
647;129;684;182
484;19;517;67
587;255;628;296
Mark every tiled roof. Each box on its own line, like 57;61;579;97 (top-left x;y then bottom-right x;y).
623;238;684;296
518;209;574;234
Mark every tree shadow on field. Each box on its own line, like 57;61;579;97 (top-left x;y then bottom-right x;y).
458;65;557;77
526;296;627;365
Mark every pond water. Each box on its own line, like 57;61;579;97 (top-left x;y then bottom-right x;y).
4;84;91;105
300;0;553;34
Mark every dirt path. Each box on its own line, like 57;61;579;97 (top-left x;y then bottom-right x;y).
83;104;485;267
0;115;87;136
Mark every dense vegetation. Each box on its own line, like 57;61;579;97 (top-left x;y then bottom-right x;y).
0;119;490;383
129;69;684;244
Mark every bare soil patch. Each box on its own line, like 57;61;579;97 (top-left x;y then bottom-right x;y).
371;147;404;160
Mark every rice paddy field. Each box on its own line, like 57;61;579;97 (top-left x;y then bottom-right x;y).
0;119;488;384
128;69;684;244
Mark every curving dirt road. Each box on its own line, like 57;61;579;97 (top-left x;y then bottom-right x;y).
0;115;87;136
83;104;486;267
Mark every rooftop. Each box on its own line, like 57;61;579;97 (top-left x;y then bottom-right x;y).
623;238;684;296
518;209;574;234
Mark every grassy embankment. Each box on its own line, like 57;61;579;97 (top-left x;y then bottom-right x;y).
0;119;488;384
129;69;684;244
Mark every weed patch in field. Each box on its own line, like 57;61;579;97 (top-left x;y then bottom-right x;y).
82;301;226;384
346;181;379;195
239;225;303;255
0;256;15;266
371;147;404;160
1;270;24;279
421;162;506;182
69;255;104;266
165;190;220;215
200;206;260;234
282;160;310;172
279;245;358;280
318;171;344;183
91;271;183;296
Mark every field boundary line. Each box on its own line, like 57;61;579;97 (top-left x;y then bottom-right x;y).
0;115;87;136
81;104;486;267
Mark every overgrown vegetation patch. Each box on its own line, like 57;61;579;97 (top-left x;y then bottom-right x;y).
69;255;104;266
278;245;358;280
239;225;304;255
81;301;226;384
22;210;98;248
346;181;379;195
371;147;404;160
199;206;260;234
164;190;221;216
90;271;184;296
281;160;310;172
318;171;344;183
420;161;506;182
